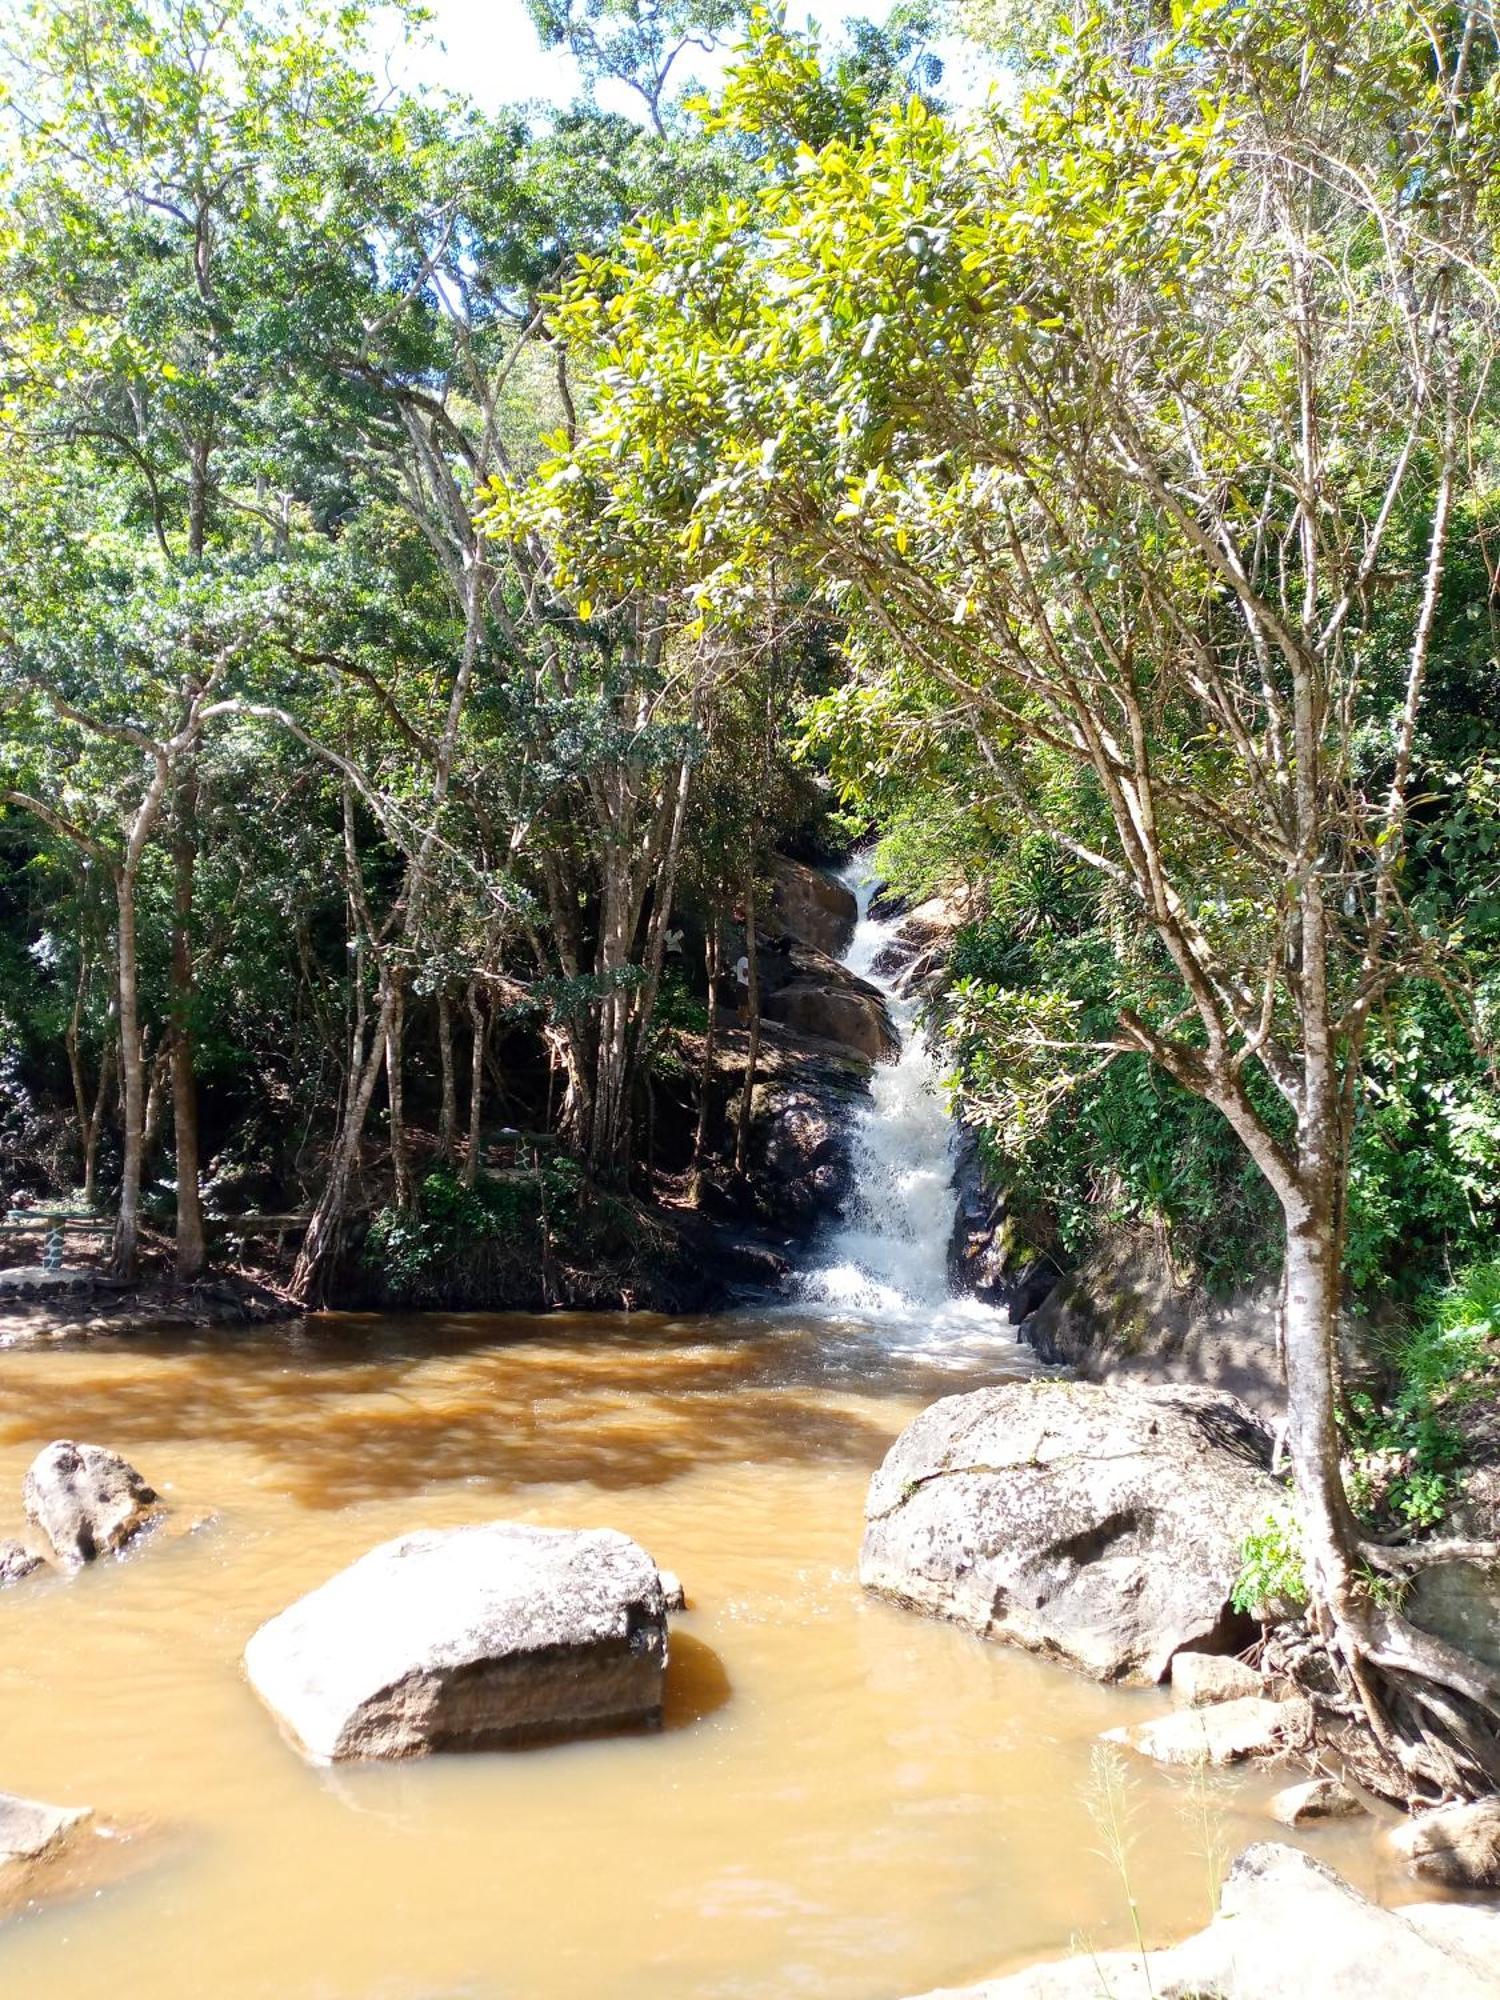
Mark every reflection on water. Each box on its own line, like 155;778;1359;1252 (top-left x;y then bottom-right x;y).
0;1312;1387;2000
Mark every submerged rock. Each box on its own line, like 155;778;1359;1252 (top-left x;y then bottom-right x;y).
22;1440;162;1568
1170;1649;1264;1708
0;1539;44;1587
1104;1694;1310;1768
0;1792;91;1870
658;1569;687;1613
1387;1797;1500;1890
244;1521;669;1763
860;1381;1276;1682
1268;1776;1367;1826
901;1842;1500;1998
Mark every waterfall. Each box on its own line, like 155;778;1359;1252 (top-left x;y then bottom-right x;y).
798;857;1020;1341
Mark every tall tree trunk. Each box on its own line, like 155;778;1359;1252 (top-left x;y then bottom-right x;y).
112;866;146;1277
462;982;488;1189
66;960;115;1205
292;973;397;1304
735;876;761;1176
691;913;721;1201
437;990;457;1164
170;773;207;1280
384;975;412;1210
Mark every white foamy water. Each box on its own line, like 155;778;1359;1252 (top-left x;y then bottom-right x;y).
797;858;1035;1357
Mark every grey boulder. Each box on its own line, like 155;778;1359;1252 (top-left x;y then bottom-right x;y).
900;1842;1500;1998
1170;1649;1263;1707
244;1521;669;1763
860;1381;1277;1682
1268;1776;1367;1826
1387;1796;1500;1890
22;1440;162;1568
1104;1694;1310;1767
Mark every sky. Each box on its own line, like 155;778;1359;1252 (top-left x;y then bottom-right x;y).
373;0;1001;118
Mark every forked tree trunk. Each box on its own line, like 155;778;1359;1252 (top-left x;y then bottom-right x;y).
292;974;397;1304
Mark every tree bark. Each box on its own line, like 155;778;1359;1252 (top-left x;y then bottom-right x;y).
169;772;207;1279
735;877;761;1176
691;912;721;1201
111;868;147;1275
437;990;457;1163
462;982;488;1188
384;975;412;1210
292;972;397;1303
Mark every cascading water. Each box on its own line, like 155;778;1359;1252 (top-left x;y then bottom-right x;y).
799;857;1032;1350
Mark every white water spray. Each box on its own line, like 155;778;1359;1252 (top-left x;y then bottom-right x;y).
798;858;1029;1347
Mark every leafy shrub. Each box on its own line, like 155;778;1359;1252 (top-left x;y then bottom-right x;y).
1231;1509;1308;1618
1346;1260;1500;1532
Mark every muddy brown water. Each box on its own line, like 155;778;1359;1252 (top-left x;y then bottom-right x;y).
0;1310;1394;1999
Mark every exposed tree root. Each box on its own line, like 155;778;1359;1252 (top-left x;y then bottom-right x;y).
1266;1581;1500;1806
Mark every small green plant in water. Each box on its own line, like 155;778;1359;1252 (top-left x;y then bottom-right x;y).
1231;1508;1308;1618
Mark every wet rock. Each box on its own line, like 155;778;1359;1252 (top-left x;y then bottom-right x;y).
1105;1694;1310;1768
901;1842;1500;1998
946;1129;1057;1322
659;1569;687;1613
763;972;898;1063
22;1440;162;1568
1170;1649;1263;1707
245;1521;669;1763
0;1792;91;1869
0;1539;44;1586
1387;1797;1500;1890
1406;1559;1500;1672
1019;1236;1290;1423
1268;1776;1367;1826
769;857;857;958
740;1033;869;1235
860;1381;1276;1683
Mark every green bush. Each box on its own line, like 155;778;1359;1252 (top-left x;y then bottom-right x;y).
1231;1509;1308;1618
1346;1260;1500;1532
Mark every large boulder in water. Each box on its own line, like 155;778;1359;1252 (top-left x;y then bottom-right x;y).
244;1521;669;1763
22;1440;162;1568
860;1381;1277;1682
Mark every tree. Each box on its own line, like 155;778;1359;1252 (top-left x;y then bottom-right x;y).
508;3;1500;1797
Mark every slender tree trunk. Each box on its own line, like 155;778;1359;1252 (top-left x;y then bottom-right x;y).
170;774;207;1279
82;1035;114;1207
735;877;761;1176
292;973;397;1304
463;982;488;1189
437;990;458;1164
691;914;721;1200
384;975;412;1210
112;867;146;1277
